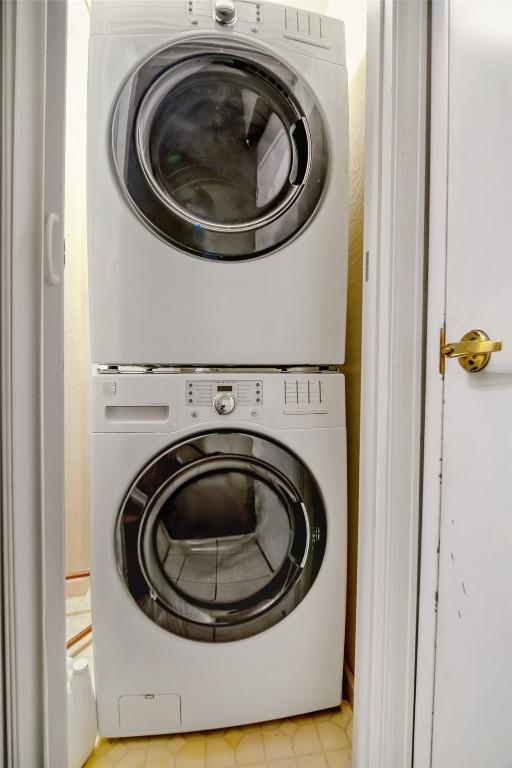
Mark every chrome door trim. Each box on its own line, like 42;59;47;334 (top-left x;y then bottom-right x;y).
111;35;329;260
137;453;311;626
134;58;310;234
115;430;326;642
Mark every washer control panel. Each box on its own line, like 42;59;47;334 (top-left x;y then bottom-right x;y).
187;380;263;417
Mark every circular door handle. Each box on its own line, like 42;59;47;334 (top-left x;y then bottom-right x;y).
440;329;503;373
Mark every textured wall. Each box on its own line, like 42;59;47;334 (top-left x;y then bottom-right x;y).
344;56;365;693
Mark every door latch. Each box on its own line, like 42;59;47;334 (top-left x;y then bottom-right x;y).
439;328;502;374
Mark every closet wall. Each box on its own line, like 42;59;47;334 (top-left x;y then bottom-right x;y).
344;55;365;700
64;0;90;595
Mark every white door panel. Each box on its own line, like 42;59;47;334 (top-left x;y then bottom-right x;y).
431;2;512;765
40;1;67;764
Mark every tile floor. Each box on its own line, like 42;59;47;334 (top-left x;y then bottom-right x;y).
66;592;352;768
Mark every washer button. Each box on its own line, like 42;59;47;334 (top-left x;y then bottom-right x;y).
191;410;199;418
251;409;259;417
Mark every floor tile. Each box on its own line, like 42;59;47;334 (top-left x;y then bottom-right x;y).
167;737;187;754
145;745;175;767
84;755;112;768
325;750;351;768
278;721;297;739
330;712;350;730
316;722;350;752
115;748;147;767
267;759;297;768
205;736;236;768
109;742;129;762
176;740;206;768
312;711;335;724
224;729;243;748
235;732;265;766
291;725;322;757
263;730;294;761
296;755;328;768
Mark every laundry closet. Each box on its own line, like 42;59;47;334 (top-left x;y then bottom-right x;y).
64;0;366;758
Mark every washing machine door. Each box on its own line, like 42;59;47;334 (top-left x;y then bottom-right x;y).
112;37;328;260
115;432;326;642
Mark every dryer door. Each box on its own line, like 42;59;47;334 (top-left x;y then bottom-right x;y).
112;37;328;260
115;432;326;641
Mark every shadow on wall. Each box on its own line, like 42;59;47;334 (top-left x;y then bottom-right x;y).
343;55;366;705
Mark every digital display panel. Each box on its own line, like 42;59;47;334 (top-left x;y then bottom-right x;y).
217;385;233;392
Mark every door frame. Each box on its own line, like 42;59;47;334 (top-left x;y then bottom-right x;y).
413;2;453;764
353;1;429;766
0;0;431;764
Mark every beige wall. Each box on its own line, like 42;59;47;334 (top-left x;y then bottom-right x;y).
64;0;91;596
344;56;365;696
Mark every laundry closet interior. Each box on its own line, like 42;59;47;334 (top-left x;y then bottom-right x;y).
64;0;367;763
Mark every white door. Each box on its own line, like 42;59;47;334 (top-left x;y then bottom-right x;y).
41;1;68;764
428;2;512;765
2;0;67;763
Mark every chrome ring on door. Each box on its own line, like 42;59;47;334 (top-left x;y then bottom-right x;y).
112;37;329;260
135;60;311;234
115;432;326;642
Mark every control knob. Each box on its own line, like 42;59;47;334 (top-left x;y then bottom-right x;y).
213;392;236;415
214;0;237;25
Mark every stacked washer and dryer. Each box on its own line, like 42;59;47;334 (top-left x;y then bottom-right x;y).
87;0;349;737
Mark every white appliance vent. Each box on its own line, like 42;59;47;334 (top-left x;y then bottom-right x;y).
284;380;327;414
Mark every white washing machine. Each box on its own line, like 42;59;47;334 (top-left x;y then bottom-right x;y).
90;369;346;736
87;0;349;366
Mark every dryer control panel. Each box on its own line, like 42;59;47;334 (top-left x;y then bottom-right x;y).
188;0;263;24
91;371;345;432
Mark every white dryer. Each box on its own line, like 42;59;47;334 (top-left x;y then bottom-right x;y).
87;0;348;366
90;369;346;736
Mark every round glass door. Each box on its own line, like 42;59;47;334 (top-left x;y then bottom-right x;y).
112;38;328;260
115;432;327;642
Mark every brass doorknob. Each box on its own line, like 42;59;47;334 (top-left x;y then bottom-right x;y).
440;329;502;374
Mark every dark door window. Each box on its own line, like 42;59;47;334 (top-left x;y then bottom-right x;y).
115;432;326;642
113;38;328;260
